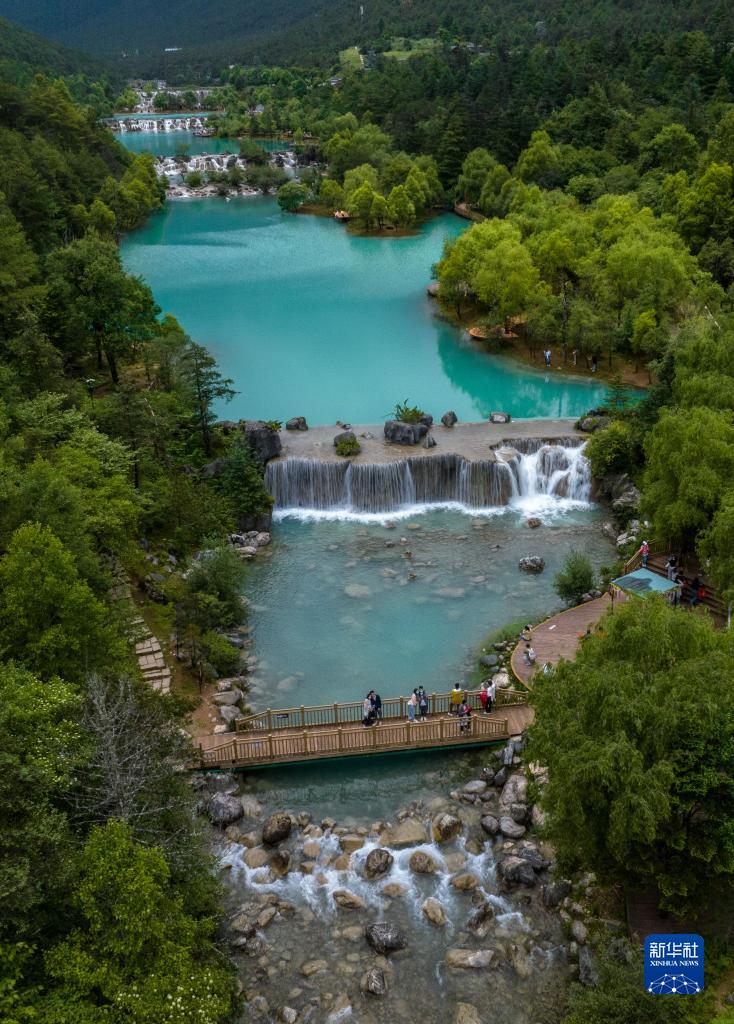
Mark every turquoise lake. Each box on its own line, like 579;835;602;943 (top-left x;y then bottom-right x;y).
114;131;290;157
120;195;608;424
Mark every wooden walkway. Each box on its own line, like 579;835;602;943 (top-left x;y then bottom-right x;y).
511;594;611;685
194;688;533;770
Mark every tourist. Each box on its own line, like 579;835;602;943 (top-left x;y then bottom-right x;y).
523;644;537;666
520;623;532;642
665;554;677;580
372;691;382;719
689;576;700;607
449;683;463;714
480;681;489;714
638;539;650;568
407;689;418;723
417;686;429;721
362;694;374;727
542;661;552;674
459;697;472;732
486;678;496;713
674;573;685;606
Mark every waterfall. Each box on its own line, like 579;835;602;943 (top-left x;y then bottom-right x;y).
264;441;591;516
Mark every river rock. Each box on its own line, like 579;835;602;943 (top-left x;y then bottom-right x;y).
213;689;244;706
207;793;244;827
479;653;499;668
244;847;270;869
300;959;328;977
365;922;408;954
500;774;528;808
518;556;545;573
364;848;394;879
422;897;447;926
452;872;479;891
380;818;426;848
257;906;277;928
468;901;494;939
571;919;589;944
334;430;357;448
454;1004;483;1024
280;1009;298;1024
333;889;366;910
381;882;407;897
579;946;599;986
499;816;526;839
230;913;256;937
510;803;529;824
492;766;508;787
480;814;500;836
498;856;536;886
241;420;282;463
339;834;365;853
302;840;321;859
268;850;292;878
446;948;496;969
543;879;572;908
219;706;244;726
241;796;263;819
286;416;308;431
384;420;428;445
361;967;388;996
432;812;462;842
344;583;371;598
441;410;458;427
422;435;437;449
262;812;292;845
526;517;542;528
489;411;511;423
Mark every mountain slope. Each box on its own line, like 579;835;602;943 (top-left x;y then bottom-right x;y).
0;0;730;69
0;14;110;81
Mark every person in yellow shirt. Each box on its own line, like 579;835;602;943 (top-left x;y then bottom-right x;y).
449;683;462;714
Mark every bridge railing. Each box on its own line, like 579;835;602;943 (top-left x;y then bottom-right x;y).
234;686;528;733
200;712;511;768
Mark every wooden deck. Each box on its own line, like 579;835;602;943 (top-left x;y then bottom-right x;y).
511;594;612;685
194;688;533;770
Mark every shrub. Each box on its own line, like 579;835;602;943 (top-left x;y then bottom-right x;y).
185;171;203;188
393;399;425;423
585;420;638;478
335;435;361;457
201;630;241;676
553;551;595;605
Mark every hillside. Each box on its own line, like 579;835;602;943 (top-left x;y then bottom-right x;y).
0;0;731;70
0;14;111;82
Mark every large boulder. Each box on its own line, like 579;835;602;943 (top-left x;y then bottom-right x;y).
543;879;572;908
409;850;438;874
364;848;394;879
207;793;244;828
333;430;357;447
212;689;244;706
380;818;427;848
384;420;428;445
285;416;308;431
422;897;447;926
432;812;462;843
361;967;388;996
452;872;479;891
480;814;500;836
479;653;498;669
241;420;282;463
518;556;545;573
577;415;610;433
498;855;536;887
446;948;496;969
454;1004;483;1024
441;411;458;427
500;774;528;808
365;921;407;954
499;816;526;839
333;889;366;910
262;812;292;846
579;947;599;987
489;411;511;424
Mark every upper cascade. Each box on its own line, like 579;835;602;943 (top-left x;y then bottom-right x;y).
109;116;208;133
264;441;591;515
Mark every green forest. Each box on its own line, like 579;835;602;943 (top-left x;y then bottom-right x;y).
2;0;734;1021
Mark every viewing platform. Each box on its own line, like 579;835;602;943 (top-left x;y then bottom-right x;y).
274;418;583;464
194;687;533;770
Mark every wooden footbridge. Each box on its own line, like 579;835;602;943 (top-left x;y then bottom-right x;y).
194;687;532;770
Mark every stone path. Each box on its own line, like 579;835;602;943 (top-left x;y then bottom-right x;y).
510;594;612;685
274;418;582;464
129;615;171;694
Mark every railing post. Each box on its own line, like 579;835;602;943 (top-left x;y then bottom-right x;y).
333;702;338;725
300;705;305;728
400;696;405;718
372;724;377;747
440;717;444;740
267;708;272;731
338;728;343;752
267;734;274;759
303;730;309;755
431;692;436;714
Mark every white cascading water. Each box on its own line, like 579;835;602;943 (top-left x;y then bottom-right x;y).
264;441;592;519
